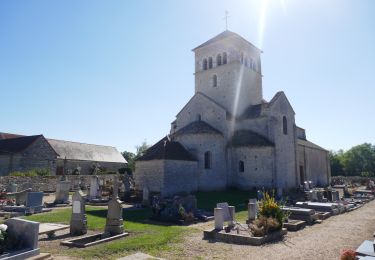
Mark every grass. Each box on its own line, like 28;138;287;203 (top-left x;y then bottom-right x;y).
24;189;255;259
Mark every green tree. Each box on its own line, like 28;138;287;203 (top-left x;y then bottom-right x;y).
329;150;345;176
341;143;375;176
135;141;150;159
121;141;150;174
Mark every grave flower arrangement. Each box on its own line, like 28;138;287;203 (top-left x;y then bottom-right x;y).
0;224;8;254
250;192;288;237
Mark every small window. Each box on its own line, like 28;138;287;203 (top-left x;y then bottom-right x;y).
203;59;207;70
204;151;211;169
197;114;202;121
283;116;288;135
213;75;217;87
240;53;244;64
208;57;213;69
253;61;257;71
216;54;222;66
223;52;227;64
239;161;244;172
244;58;248;67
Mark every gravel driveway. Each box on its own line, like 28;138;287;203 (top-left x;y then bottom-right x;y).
170;200;375;260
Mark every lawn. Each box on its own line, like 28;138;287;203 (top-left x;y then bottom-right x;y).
24;189;255;259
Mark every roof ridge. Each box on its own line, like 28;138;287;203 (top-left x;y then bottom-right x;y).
47;138;117;149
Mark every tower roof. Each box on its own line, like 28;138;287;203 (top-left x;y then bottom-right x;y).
192;30;261;52
173;120;222;136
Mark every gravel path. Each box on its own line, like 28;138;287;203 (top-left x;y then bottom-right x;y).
168;200;375;260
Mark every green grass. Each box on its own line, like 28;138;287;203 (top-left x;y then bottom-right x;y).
24;189;255;259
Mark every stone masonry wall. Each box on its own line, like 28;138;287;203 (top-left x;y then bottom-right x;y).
0;174;118;192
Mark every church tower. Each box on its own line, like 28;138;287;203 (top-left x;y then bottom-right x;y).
192;30;263;118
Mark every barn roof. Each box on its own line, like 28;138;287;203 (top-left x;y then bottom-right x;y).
137;136;196;161
0;135;43;153
47;139;127;163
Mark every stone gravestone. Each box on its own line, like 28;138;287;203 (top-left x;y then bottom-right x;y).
105;184;124;236
248;203;257;221
89;175;100;200
5;218;40;258
331;190;340;202
70;190;87;236
142;187;149;206
25;192;44;214
214;208;224;230
15;188;32;206
8;183;18;193
55;180;71;204
216;202;231;222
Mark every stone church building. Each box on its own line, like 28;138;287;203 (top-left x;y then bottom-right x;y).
135;31;331;197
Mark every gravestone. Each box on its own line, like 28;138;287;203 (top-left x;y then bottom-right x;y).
332;190;340;202
142;187;149;206
5;218;40;259
228;206;235;227
15;188;32;206
248;203;257;221
25;192;43;214
8;183;18;193
55;180;71;204
214;208;224;230
311;190;318;202
105;188;124;236
216;202;231;222
70;190;87;236
89;175;100;199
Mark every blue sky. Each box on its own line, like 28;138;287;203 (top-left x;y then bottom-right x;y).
1;0;374;153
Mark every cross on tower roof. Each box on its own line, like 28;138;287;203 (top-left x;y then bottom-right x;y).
223;10;230;30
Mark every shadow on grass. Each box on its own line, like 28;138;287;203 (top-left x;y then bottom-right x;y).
86;207;152;224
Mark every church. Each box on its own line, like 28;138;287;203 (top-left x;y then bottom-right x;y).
134;30;331;197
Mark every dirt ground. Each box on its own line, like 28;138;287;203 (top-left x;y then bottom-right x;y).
166;200;375;260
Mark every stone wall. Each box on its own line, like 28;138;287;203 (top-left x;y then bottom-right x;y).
0;174;119;192
134;160;164;194
163;160;198;197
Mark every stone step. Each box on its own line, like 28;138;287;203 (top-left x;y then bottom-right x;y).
26;253;52;260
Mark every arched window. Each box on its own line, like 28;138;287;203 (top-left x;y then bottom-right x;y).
253;61;257;71
208;57;213;69
244;58;248;67
204;151;212;169
239;161;245;172
283;116;288;135
203;59;207;70
240;53;244;64
223;52;227;64
213;75;217;87
216;54;222;66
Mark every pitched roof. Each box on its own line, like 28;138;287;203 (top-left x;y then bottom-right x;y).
298;139;328;152
47;139;127;163
0;132;25;140
0;135;43;153
174;121;222;136
230;130;274;147
137;136;196;161
192;30;261;51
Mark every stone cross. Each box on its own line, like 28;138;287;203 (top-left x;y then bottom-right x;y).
105;197;124;236
70;190;87;236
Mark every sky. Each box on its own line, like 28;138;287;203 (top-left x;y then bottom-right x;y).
0;0;374;153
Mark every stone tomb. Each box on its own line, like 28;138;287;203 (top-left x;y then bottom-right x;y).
70;190;87;236
1;218;40;259
282;206;319;224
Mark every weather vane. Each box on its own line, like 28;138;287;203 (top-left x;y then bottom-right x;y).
223;10;230;30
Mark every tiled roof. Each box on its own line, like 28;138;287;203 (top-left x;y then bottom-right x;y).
174;121;222;136
192;30;261;51
47;139;127;163
230;130;274;147
0;135;43;153
137;136;196;161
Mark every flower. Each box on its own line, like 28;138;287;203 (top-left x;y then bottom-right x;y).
0;224;7;232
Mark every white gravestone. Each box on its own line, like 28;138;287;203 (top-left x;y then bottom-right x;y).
216;202;231;222
214;208;224;230
248;203;257;221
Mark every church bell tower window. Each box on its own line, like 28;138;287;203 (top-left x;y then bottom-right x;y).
223;52;227;64
208;57;213;69
216;54;222;66
239;161;245;172
283;116;288;135
203;59;208;70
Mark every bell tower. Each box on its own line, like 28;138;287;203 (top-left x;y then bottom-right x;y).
192;31;263;118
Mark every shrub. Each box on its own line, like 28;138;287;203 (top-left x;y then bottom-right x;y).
0;224;8;254
9;168;51;177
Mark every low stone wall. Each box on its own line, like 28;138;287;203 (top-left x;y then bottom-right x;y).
0;174;120;192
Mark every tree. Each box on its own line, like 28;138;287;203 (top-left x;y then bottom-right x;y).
135;141;150;159
329;150;345;176
121;141;150;174
341;143;375;176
